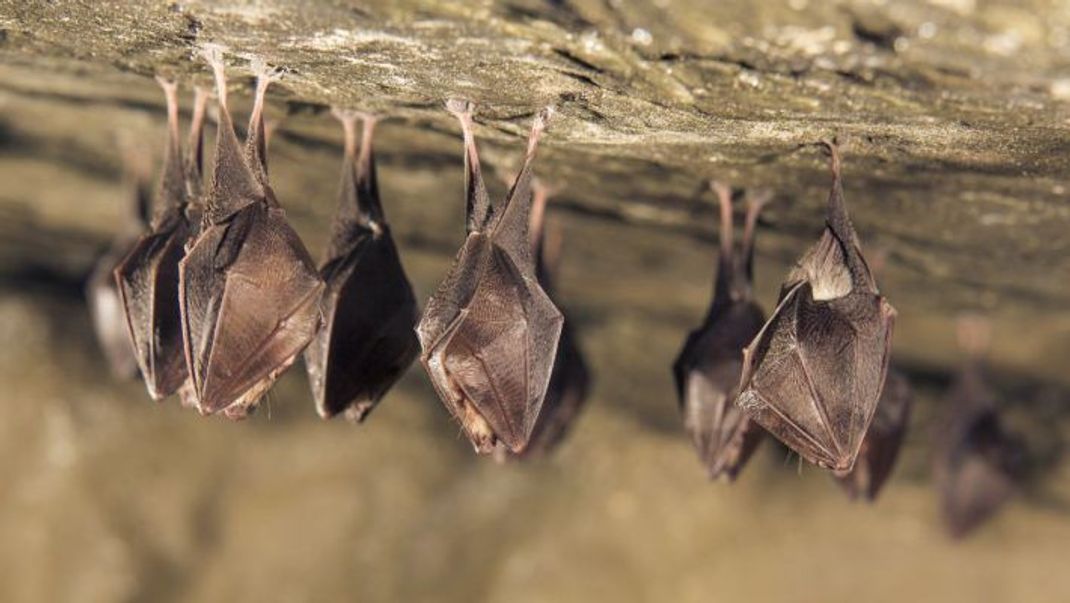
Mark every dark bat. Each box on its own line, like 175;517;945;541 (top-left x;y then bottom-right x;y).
934;316;1024;539
86;147;151;380
179;47;324;419
114;78;208;400
416;100;562;455
737;141;897;473
835;367;912;500
672;183;770;481
496;180;590;461
303;109;419;421
834;250;913;500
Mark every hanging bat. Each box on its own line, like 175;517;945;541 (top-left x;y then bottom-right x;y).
737;141;896;473
934;316;1024;539
114;78;208;400
86;146;151;380
416;100;562;455
303;109;419;421
179;47;324;419
835;367;912;500
834;250;913;500
672;183;770;481
496;179;590;461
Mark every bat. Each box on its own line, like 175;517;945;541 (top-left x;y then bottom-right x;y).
86;146;151;380
672;183;770;481
114;78;208;400
934;316;1024;539
834;250;912;500
303;109;419;421
835;367;912;500
737;141;897;473
496;179;590;461
416;100;562;455
179;47;324;419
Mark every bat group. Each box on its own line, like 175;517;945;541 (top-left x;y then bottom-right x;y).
86;48;1022;537
672;147;1023;537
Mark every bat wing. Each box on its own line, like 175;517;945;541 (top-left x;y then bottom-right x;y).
837;368;912;500
437;245;562;452
739;282;895;472
306;230;419;420
182;205;322;414
114;221;190;399
416;234;489;353
518;320;591;458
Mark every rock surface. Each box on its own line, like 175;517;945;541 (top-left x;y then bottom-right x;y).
0;1;1069;601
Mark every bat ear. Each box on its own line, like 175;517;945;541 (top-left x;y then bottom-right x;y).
201;45;264;223
446;99;492;233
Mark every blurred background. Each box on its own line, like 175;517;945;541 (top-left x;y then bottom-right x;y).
1;1;1070;601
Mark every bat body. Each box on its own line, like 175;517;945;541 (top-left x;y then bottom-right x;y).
417;100;562;454
498;181;590;461
738;142;896;473
86;173;149;380
303;110;419;421
672;184;769;480
179;49;323;419
835;367;912;500
114;80;208;400
934;318;1024;538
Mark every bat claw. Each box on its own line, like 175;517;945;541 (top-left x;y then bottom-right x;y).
200;43;227;69
817;138;844;176
445;98;475;118
533;105;555;132
154;75;177;93
249;57;283;83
